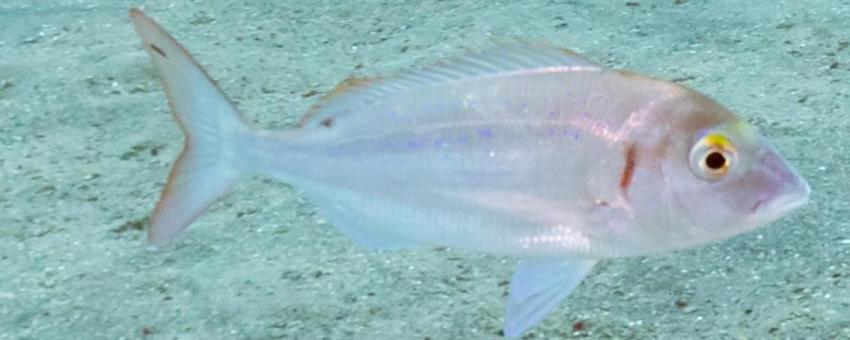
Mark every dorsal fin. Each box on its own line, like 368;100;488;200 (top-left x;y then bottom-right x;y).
297;76;377;127
297;43;603;129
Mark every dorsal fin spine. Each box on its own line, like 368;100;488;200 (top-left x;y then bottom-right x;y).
297;44;603;128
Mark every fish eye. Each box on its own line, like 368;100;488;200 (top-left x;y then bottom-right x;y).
705;151;727;170
689;133;736;181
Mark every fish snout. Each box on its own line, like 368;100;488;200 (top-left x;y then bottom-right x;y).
749;148;810;220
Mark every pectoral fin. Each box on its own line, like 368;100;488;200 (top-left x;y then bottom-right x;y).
504;258;597;338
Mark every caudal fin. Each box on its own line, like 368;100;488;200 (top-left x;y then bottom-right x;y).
129;8;253;245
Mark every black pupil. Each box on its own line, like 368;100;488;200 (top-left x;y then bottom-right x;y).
705;152;726;170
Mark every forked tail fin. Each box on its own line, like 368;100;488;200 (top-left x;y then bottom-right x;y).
129;8;254;245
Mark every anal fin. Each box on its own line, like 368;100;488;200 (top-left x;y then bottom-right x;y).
321;204;419;250
303;187;420;250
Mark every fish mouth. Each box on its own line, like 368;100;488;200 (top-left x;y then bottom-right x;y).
746;141;811;225
749;178;811;224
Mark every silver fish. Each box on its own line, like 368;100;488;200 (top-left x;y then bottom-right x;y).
129;8;810;337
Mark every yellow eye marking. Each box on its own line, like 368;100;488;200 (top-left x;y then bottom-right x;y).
702;133;735;152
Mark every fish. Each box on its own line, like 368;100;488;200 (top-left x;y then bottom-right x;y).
128;8;811;338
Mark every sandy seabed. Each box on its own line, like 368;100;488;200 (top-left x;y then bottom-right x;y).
1;0;849;339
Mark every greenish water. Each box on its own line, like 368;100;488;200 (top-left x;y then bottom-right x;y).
1;1;848;339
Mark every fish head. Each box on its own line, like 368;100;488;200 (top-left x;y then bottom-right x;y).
648;95;810;247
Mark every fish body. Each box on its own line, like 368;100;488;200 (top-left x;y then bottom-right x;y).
129;9;810;338
250;70;724;258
